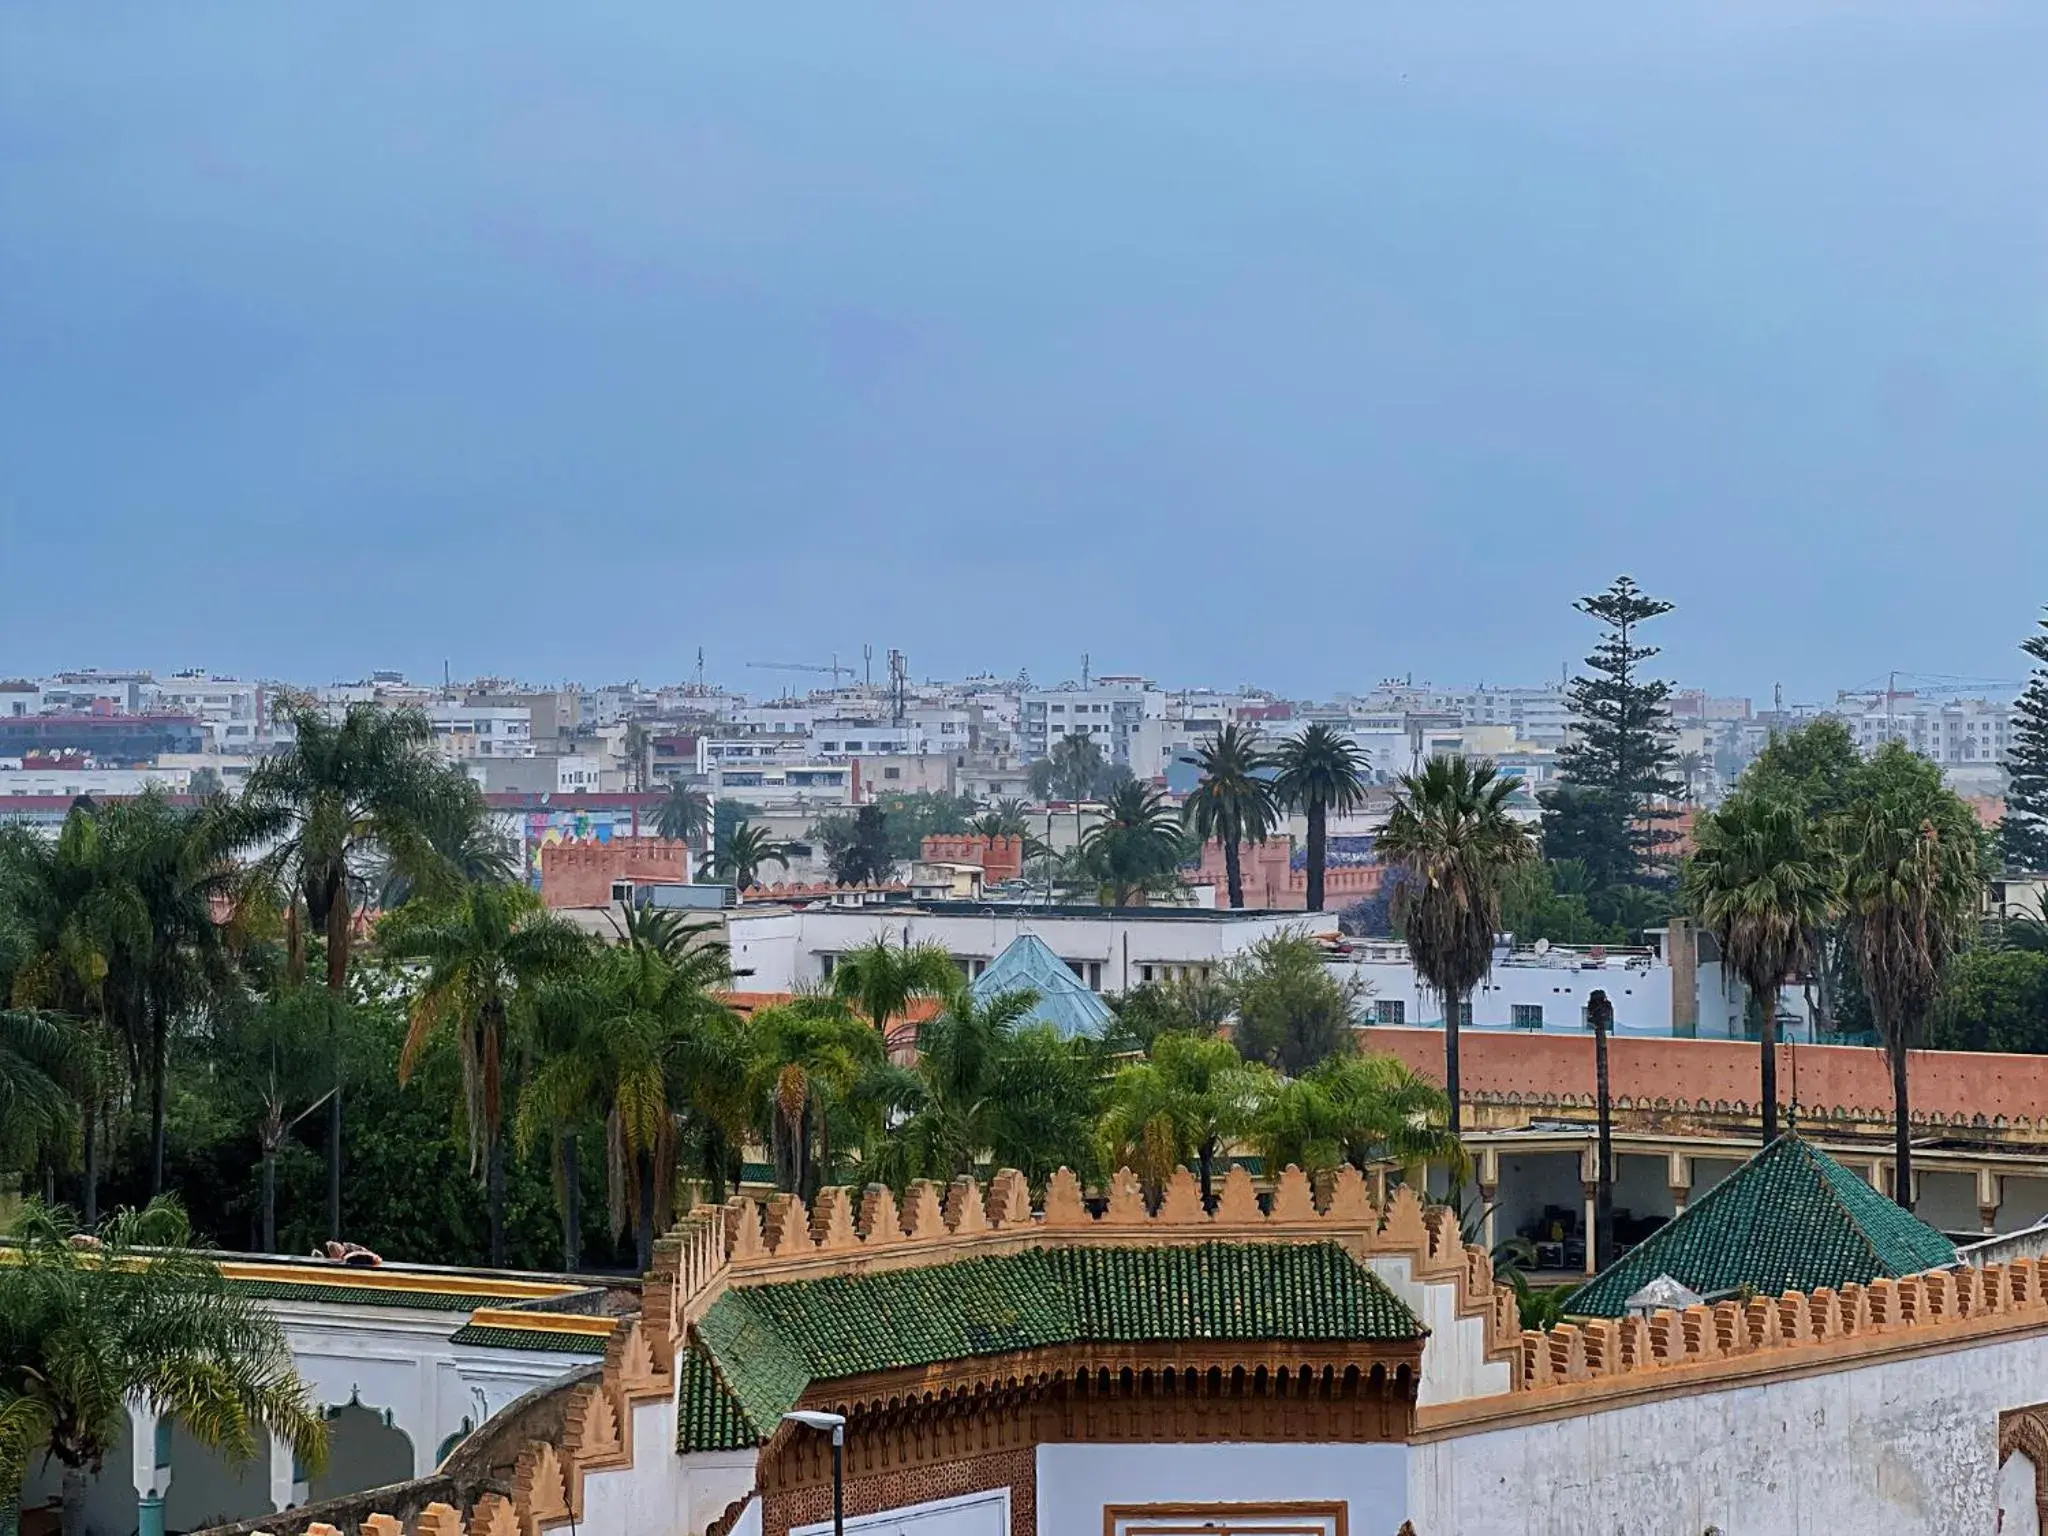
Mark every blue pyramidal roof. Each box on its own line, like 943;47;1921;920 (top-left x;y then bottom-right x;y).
970;934;1114;1040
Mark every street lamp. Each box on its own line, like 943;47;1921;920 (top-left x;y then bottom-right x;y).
781;1410;846;1536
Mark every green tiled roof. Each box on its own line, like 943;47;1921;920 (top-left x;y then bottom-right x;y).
678;1241;1422;1450
446;1324;610;1354
678;1342;757;1452
230;1279;518;1312
1566;1135;1959;1318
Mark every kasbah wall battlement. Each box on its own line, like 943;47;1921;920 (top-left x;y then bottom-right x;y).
260;1163;2048;1535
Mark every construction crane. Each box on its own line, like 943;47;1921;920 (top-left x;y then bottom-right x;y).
746;658;855;685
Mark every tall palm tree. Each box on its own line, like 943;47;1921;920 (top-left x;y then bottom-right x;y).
655;783;713;846
744;997;889;1200
1685;792;1836;1143
384;884;589;1265
1587;988;1615;1269
1182;725;1279;910
373;770;517;906
1273;724;1370;912
699;821;795;890
1099;1031;1271;1207
1375;755;1535;1138
0;1009;80;1179
829;936;962;1051
1835;762;1983;1210
1246;1052;1463;1184
0;1198;327;1536
242;698;457;1239
1078;782;1187;906
971;798;1033;840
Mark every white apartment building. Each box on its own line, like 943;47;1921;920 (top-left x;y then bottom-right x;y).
1019;678;1166;764
707;761;857;811
0;764;196;798
722;902;1338;995
423;703;534;758
1834;692;2015;770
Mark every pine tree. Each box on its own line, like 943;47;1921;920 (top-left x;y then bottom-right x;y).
1543;575;1681;890
2004;609;2048;873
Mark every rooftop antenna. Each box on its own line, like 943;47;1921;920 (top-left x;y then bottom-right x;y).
443;659;451;699
888;649;908;726
695;647;705;693
864;644;874;693
1081;652;1090;689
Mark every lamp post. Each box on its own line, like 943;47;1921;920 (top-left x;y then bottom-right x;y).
782;1410;846;1536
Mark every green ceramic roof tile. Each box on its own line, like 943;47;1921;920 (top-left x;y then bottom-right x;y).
229;1280;518;1312
677;1241;1421;1451
1566;1135;1959;1318
677;1344;757;1453
446;1324;609;1354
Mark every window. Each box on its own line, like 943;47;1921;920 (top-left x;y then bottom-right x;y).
1512;1004;1544;1029
1140;964;1154;982
1375;999;1405;1025
883;766;901;780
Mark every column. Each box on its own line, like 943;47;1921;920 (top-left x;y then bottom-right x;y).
1476;1147;1500;1252
1979;1167;2003;1235
268;1430;308;1514
1667;1151;1692;1218
130;1403;169;1536
1582;1184;1599;1275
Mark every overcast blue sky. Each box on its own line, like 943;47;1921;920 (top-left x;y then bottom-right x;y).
3;2;2045;703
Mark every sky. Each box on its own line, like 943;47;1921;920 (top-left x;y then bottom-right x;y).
3;2;2046;706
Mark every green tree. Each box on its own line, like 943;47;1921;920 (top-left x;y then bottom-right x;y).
1740;718;1861;820
373;769;516;907
1927;948;2048;1054
816;804;894;887
1836;744;1985;1209
2005;608;2048;872
1078;782;1187;906
0;1009;80;1179
242;698;459;1240
1377;755;1536;1138
711;797;764;856
654;783;713;845
744;998;888;1200
1542;576;1681;891
1099;1032;1272;1206
871;791;977;860
0;1198;328;1536
1273;725;1370;912
699;821;796;890
874;988;1107;1191
1107;972;1234;1052
383;884;588;1265
1048;733;1106;803
970;798;1034;840
1182;725;1278;910
1684;792;1836;1143
1227;931;1365;1077
829;937;962;1049
1246;1053;1461;1182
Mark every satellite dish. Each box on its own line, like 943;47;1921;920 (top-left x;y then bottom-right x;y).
1534;938;1551;955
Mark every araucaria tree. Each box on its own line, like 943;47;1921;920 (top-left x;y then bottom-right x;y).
2004;607;2048;873
1542;576;1682;892
1835;745;1984;1210
1685;793;1835;1144
1377;755;1535;1137
1273;724;1370;911
1183;725;1278;909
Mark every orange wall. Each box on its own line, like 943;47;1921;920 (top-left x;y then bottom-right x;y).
1191;840;1385;909
540;837;693;908
919;833;1025;884
1363;1025;2048;1122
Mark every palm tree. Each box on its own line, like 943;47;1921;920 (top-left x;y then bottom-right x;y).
1835;759;1983;1209
1078;782;1187;906
699;821;795;890
829;936;962;1051
384;883;589;1265
655;783;712;846
0;1198;327;1536
0;1009;80;1179
1587;988;1615;1269
1247;1052;1463;1185
373;770;517;906
1048;733;1105;804
1685;792;1836;1143
1375;755;1535;1138
242;698;457;1240
1675;751;1707;804
1099;1032;1272;1207
1273;725;1370;911
1182;725;1279;909
972;798;1033;840
744;997;889;1200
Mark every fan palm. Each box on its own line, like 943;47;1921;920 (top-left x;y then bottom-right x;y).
241;698;458;1239
1684;792;1836;1143
1182;725;1279;910
1099;1032;1273;1207
0;1198;327;1536
1376;754;1535;1138
384;883;589;1265
1078;782;1187;906
1273;724;1370;911
829;936;963;1051
699;821;795;890
655;783;713;846
1835;758;1984;1209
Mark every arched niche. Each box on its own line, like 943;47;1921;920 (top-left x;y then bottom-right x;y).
308;1402;414;1505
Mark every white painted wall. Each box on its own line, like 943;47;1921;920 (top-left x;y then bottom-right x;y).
1410;1328;2048;1534
796;1488;1008;1535
581;1401;755;1536
1366;1256;1514;1406
2001;1453;2039;1536
1036;1442;1408;1536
